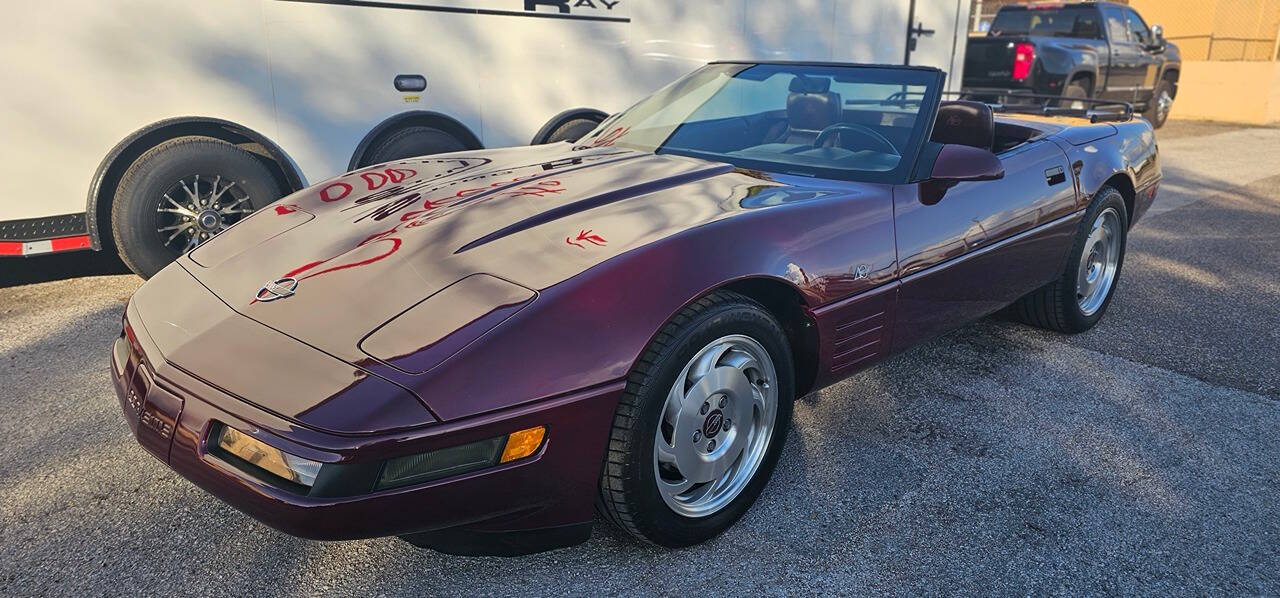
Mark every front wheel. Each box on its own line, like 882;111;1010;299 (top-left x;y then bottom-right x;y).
1009;186;1129;333
597;291;794;547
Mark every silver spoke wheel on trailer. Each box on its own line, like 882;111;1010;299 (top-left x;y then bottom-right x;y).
653;334;778;518
154;174;252;252
1076;207;1122;316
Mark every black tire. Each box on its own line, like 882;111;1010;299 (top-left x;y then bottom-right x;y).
597;290;795;548
1008;186;1129;333
1143;78;1174;129
361;126;466;165
111;136;279;279
1058;81;1089;109
542;118;599;144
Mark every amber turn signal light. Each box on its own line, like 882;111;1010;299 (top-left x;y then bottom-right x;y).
500;426;546;463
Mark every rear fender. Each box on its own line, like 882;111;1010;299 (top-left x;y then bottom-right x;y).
1053;120;1159;224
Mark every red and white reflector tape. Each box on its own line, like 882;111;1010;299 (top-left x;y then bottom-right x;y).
0;235;92;256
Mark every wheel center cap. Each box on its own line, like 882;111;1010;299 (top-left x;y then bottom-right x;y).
197;210;220;231
702;409;723;439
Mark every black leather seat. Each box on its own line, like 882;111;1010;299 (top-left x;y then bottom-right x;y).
931;100;994;151
766;75;842;146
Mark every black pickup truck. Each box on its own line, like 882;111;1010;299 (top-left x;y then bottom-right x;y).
962;1;1181;127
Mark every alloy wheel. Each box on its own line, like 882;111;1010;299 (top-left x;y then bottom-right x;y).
154;174;253;252
1076;207;1122;316
653;334;778;518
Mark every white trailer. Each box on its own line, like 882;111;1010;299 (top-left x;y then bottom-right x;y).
0;0;969;277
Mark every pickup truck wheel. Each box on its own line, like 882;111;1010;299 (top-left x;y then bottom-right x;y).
1008;186;1129;333
1058;82;1089;109
597;291;794;547
1143;79;1174;129
111;136;279;279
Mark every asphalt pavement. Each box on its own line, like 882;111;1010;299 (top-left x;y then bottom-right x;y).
1;121;1277;596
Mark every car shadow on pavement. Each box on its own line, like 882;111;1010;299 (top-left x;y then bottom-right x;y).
1;251;133;289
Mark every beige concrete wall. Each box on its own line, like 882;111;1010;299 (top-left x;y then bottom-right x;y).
1170;61;1280;124
1129;0;1280;61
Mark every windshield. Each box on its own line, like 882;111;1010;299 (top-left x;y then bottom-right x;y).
575;63;942;182
989;7;1103;39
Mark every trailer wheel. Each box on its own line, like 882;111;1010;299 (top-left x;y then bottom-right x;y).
542;118;599;144
111;136;279;278
361;126;466;165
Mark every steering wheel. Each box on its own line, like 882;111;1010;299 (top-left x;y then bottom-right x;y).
813;123;900;156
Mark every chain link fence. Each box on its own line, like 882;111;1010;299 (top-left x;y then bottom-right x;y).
968;0;1280;61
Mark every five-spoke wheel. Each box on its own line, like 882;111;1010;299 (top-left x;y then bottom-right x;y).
653;335;778;518
598;291;795;547
1009;185;1129;333
1076;207;1122;317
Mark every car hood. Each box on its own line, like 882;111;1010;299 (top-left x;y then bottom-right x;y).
181;143;778;371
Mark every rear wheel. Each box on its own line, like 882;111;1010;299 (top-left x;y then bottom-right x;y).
1058;81;1090;109
542;118;599;144
360;125;467;165
598;291;794;547
1143;78;1174;129
111;136;279;278
1009;186;1129;333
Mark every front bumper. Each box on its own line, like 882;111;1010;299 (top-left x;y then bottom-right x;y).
112;301;622;551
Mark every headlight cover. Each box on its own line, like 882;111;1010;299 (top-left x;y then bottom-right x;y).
214;425;322;487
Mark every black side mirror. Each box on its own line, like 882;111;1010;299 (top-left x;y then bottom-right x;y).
920;144;1004;205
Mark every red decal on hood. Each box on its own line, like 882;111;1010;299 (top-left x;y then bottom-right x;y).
506;180;564;198
589;127;630;147
320;182;353;202
274;204;300;215
362;171;389;190
298;238;401;280
566;229;607;248
387;168;416;183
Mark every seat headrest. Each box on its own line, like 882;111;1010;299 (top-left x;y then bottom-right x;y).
789;75;832;93
931;100;994;150
788;91;841;132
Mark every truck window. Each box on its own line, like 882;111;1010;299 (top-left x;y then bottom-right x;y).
1102;6;1129;42
1125;9;1152;45
988;7;1102;39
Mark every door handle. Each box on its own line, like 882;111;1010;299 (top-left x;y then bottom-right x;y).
1044;166;1067;186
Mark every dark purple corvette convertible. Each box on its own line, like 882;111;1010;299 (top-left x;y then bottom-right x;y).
112;62;1159;555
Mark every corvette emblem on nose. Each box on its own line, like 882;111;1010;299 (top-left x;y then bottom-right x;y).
256;277;298;302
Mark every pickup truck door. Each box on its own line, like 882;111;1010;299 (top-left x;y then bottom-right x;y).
891;138;1079;351
1124;8;1162;102
1101;5;1144;101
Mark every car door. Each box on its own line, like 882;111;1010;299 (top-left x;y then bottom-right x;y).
1124;8;1161;103
890;138;1079;351
1101;5;1142;101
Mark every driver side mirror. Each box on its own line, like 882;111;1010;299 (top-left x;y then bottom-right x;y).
920;144;1004;205
1152;25;1168;51
931;143;1004;182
